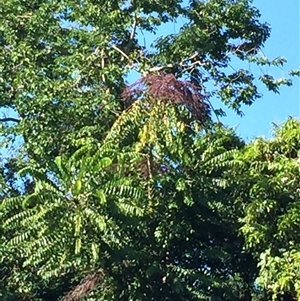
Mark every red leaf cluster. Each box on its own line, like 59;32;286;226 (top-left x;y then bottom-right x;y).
122;73;210;122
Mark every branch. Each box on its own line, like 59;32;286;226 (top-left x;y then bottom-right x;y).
101;48;106;83
111;45;207;77
0;117;21;123
145;52;207;75
130;13;138;41
111;44;130;61
111;44;138;73
179;52;199;66
124;13;138;53
147;64;175;74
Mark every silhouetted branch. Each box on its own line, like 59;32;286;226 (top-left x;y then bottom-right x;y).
0;117;21;123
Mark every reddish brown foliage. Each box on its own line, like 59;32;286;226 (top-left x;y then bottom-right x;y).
122;73;210;122
62;270;104;301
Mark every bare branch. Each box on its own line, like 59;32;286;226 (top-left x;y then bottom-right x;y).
147;64;175;74
130;13;138;41
111;45;207;77
0;117;21;123
124;13;138;53
145;52;208;75
179;52;199;66
111;44;130;61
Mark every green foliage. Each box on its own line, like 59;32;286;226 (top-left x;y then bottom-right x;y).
236;119;300;300
0;0;298;300
0;0;294;162
1;95;254;300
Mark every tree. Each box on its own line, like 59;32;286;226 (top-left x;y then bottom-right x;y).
2;101;258;301
0;0;297;300
0;0;293;163
236;118;300;301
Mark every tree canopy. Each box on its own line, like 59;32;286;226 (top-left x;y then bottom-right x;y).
0;0;299;301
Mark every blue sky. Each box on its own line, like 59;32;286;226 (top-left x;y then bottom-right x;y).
227;0;300;140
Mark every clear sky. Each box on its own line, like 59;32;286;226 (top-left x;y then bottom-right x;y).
226;0;300;141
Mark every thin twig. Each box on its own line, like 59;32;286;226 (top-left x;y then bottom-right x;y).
205;98;221;124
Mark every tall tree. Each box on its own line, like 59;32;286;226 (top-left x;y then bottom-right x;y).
0;0;297;300
0;0;293;164
1;99;257;301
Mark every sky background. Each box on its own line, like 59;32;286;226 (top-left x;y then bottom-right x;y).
230;0;300;141
131;0;300;141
